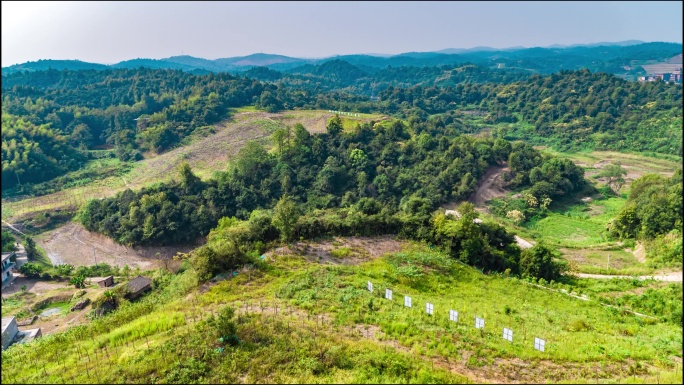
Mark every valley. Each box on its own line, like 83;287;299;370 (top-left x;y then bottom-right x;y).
1;20;681;383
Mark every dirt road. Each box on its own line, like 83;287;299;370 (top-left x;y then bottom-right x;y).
576;271;683;282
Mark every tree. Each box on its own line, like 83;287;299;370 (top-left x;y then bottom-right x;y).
326;115;343;136
271;128;288;157
177;162;201;193
519;243;566;281
24;236;38;260
19;262;43;278
506;210;525;224
1;230;16;252
215;306;239;345
599;163;627;194
272;195;299;242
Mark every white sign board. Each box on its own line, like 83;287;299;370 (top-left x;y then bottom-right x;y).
426;302;434;315
475;317;485;329
534;337;545;352
385;289;392;300
367;281;373;292
404;295;412;308
503;328;513;342
449;309;458;322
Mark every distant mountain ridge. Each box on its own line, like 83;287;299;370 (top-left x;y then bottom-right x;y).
3;41;681;78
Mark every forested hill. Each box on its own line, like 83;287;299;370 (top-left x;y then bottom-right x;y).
252;61;533;95
1;68;295;190
3;42;681;78
373;70;683;155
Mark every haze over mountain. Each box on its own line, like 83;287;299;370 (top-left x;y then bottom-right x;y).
3;41;681;80
2;40;682;74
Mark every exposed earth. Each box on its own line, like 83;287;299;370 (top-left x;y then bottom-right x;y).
35;222;193;270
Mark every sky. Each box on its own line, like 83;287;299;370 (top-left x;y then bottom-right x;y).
2;1;682;67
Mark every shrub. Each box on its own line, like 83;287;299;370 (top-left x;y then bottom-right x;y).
19;262;44;278
331;247;352;258
69;275;86;288
566;318;592;332
215;306;238;345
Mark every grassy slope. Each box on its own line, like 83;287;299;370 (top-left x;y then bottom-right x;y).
2;246;681;384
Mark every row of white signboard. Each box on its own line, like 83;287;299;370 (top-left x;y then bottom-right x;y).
329;110;361;117
368;281;546;352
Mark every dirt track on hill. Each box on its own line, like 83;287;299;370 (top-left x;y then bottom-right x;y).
471;164;509;207
577;271;683;282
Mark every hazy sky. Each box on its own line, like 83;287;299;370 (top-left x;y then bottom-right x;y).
2;1;682;66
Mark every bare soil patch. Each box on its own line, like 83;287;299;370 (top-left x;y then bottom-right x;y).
633;242;646;263
35;222;193;270
471;164;509;207
275;111;334;134
264;235;407;265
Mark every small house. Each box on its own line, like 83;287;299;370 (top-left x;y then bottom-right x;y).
2;317;18;350
126;275;151;299
97;276;114;288
2;252;16;285
2;316;41;350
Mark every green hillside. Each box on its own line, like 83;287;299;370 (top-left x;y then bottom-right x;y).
2;246;681;383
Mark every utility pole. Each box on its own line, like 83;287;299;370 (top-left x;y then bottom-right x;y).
93;246;97;265
607;254;610;271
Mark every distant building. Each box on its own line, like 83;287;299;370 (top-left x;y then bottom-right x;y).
97;276;114;288
126;275;151;299
2;317;41;351
638;68;682;84
2;252;16;285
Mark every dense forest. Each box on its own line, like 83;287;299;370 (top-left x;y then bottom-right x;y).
3;64;681;193
374;70;683;154
247;61;533;96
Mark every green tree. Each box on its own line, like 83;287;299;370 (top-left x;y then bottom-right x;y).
1;230;16;252
271;128;288;157
177;162;201;192
326;115;343;136
599;163;628;194
19;262;43;278
519;243;565;281
272;195;299;242
24;236;38;260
